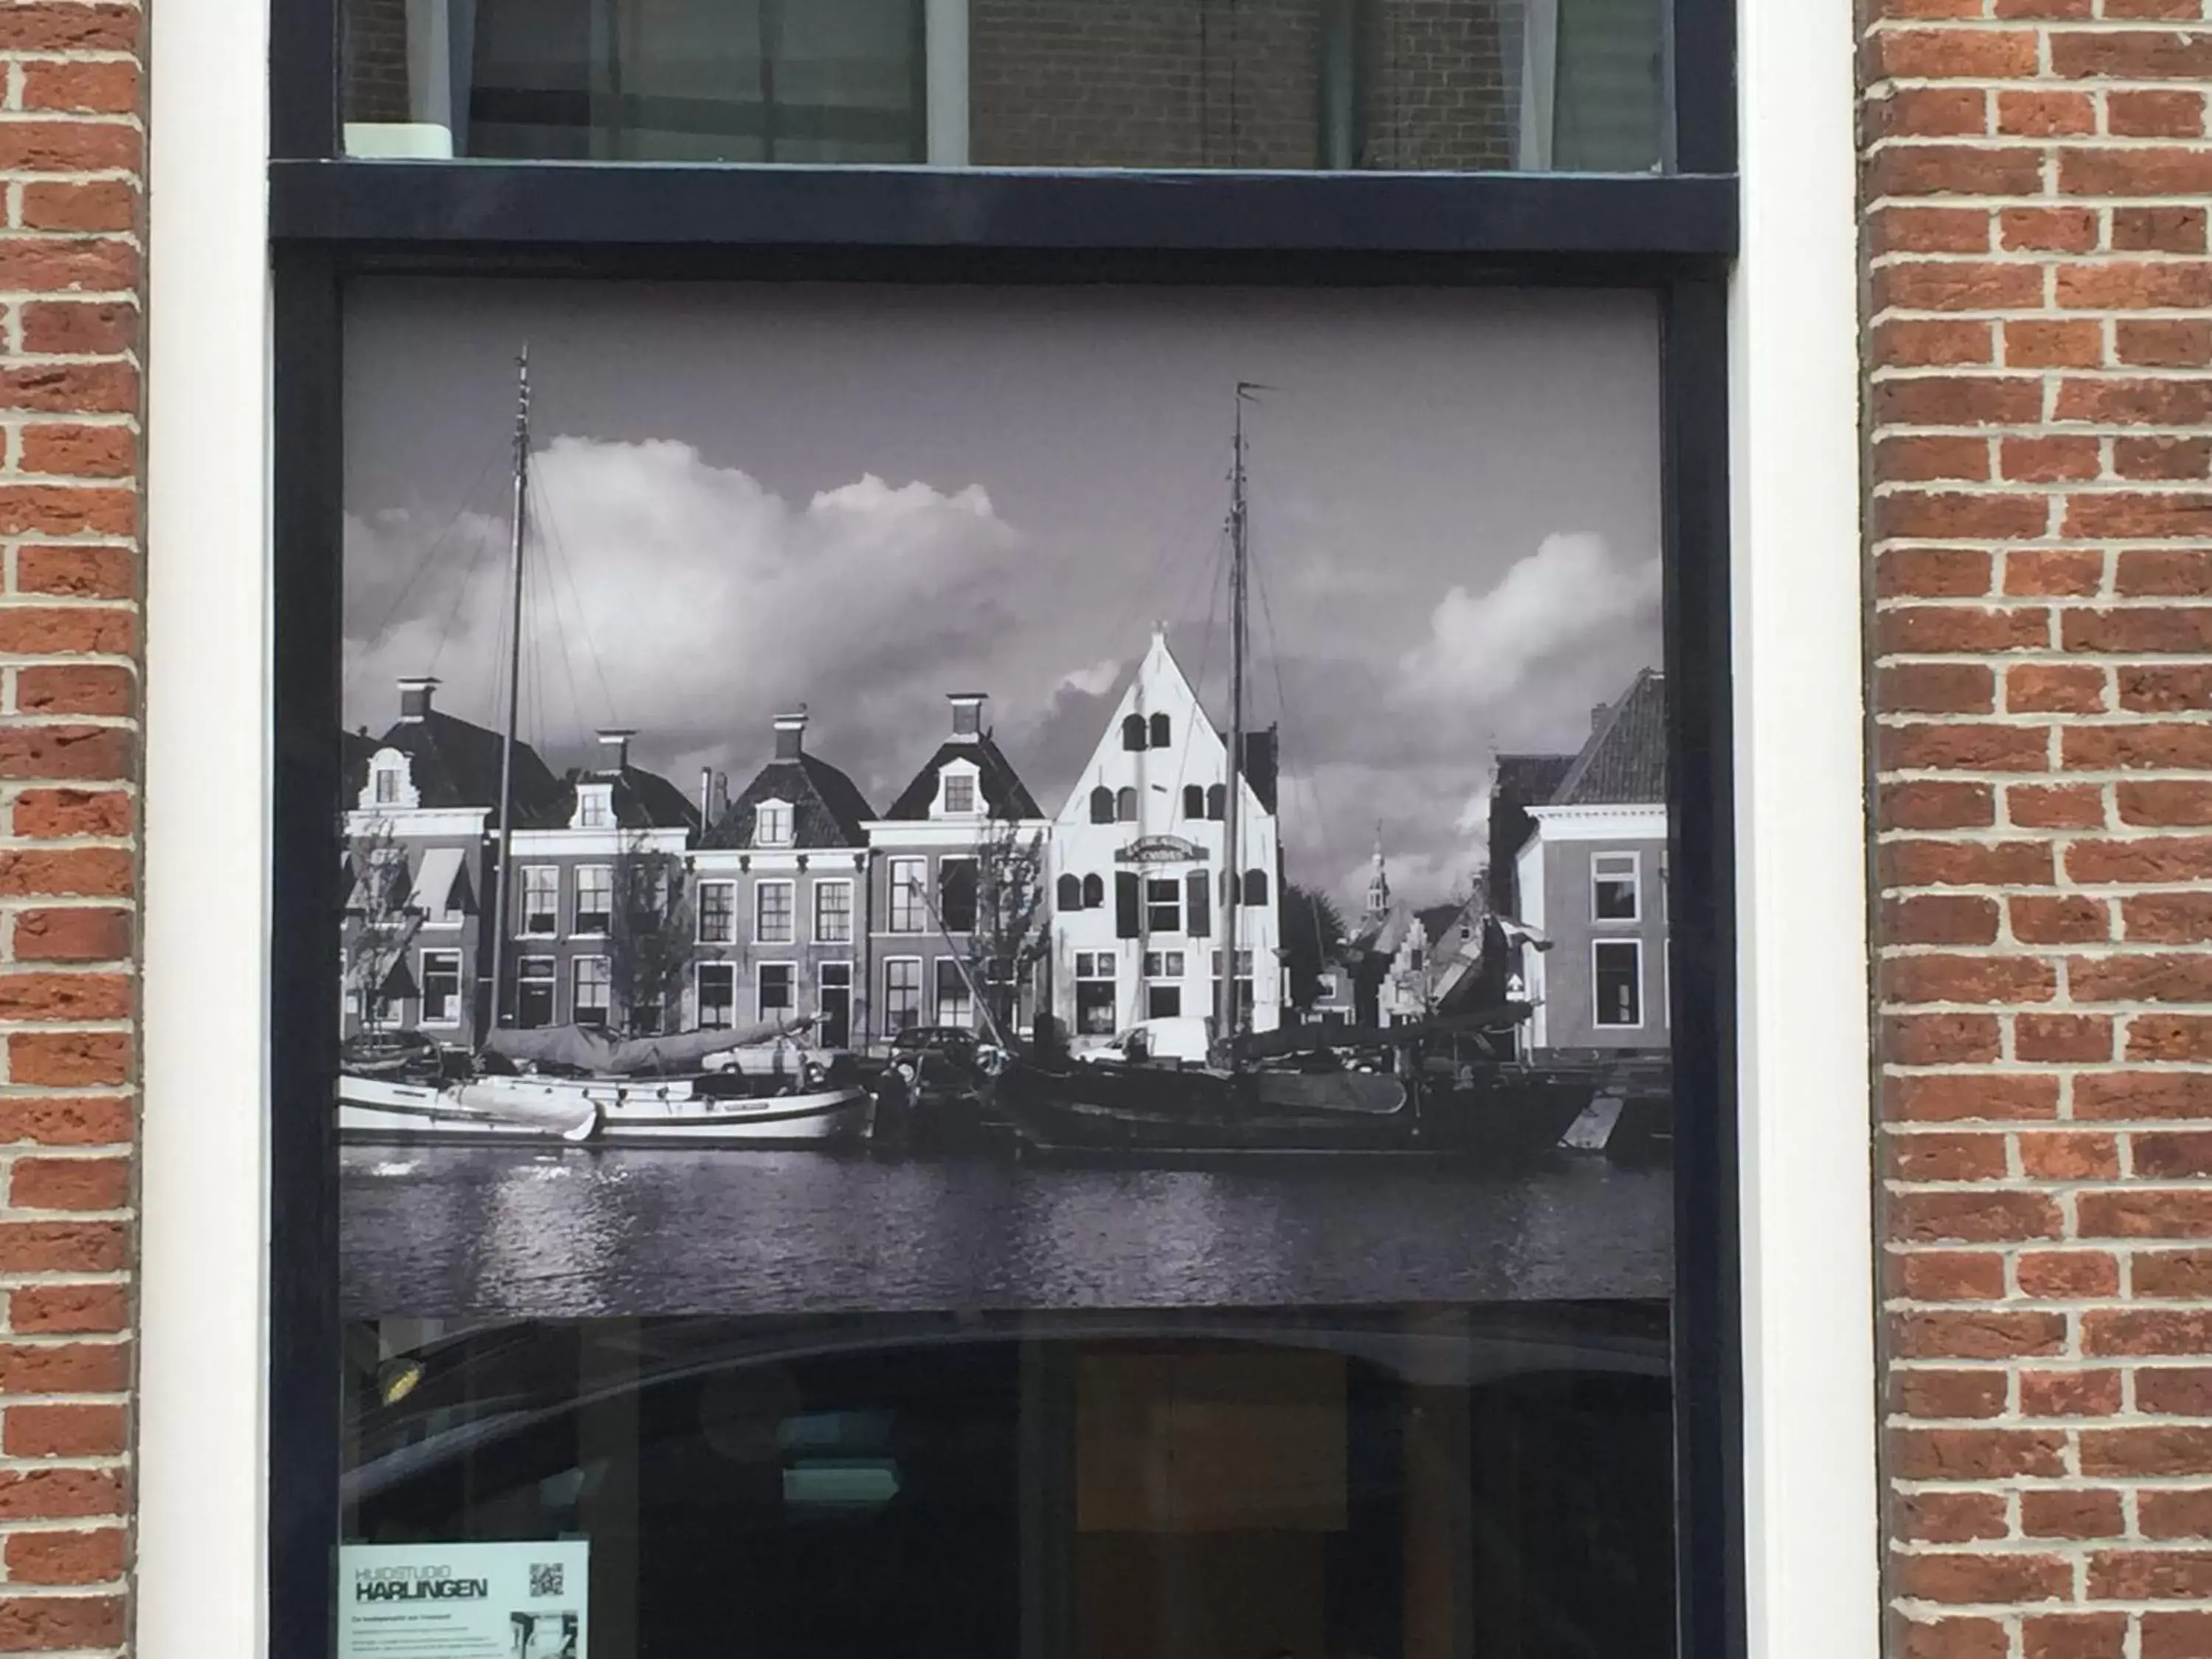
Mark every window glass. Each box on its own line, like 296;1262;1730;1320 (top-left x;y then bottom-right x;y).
331;279;1683;1659
338;0;1671;173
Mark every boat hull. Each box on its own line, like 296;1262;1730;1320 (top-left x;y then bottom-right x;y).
338;1073;874;1148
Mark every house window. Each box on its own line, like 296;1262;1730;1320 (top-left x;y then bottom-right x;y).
520;866;560;936
942;772;976;815
1147;984;1183;1019
1594;939;1643;1027
516;957;557;1028
759;963;796;1022
577;786;611;827
1143;949;1185;1020
756;880;796;944
1593;852;1640;922
883;958;922;1034
697;962;736;1029
934;959;972;1029
372;766;398;804
1145;877;1180;935
888;858;927;933
1149;713;1170;747
1206;784;1225;821
939;858;978;933
419;949;462;1026
1121;713;1147;751
574;864;613;934
815;879;854;944
698;880;736;944
1074;950;1117;1037
1116;787;1137;822
1211;950;1256;1022
818;961;852;1049
573;957;611;1027
1056;873;1082;911
1081;873;1104;910
1183;785;1204;818
1143;950;1186;978
1242;869;1269;907
1089;786;1113;824
754;799;793;847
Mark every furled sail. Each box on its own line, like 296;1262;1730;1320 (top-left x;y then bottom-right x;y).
484;1018;815;1077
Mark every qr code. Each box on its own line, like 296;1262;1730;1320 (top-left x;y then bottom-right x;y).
528;1563;564;1599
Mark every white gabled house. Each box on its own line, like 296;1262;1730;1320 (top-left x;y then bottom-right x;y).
1046;628;1284;1040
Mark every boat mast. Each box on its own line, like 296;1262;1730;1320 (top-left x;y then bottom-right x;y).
1219;384;1254;1045
487;347;531;1032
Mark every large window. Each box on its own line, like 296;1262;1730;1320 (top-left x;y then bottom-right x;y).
1074;949;1117;1036
933;958;971;1029
572;956;611;1026
1593;851;1640;922
887;858;926;933
418;948;462;1026
1594;938;1643;1028
573;863;612;934
697;961;736;1028
883;956;922;1034
755;879;795;945
697;880;736;944
758;961;796;1022
814;878;854;944
519;866;559;936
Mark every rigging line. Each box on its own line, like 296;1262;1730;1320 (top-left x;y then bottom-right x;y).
533;514;588;759
344;445;504;708
1067;457;1239;706
1170;519;1231;835
532;465;622;729
1251;544;1356;921
422;487;508;689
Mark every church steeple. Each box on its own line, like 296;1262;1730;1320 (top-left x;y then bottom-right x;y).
1365;824;1391;925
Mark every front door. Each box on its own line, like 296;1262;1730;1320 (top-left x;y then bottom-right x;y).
819;962;852;1049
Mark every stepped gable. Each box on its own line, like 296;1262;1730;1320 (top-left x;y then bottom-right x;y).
1550;668;1667;807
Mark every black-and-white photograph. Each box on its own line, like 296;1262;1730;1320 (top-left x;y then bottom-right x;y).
334;281;1676;1318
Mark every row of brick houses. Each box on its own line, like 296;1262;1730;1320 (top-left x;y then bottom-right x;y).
340;630;1290;1053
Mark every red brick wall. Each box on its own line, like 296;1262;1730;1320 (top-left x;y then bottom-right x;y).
1867;4;2212;1656
0;0;142;1650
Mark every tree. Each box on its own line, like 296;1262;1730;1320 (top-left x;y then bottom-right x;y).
1280;882;1347;1012
959;809;1051;1042
608;831;695;1035
342;816;418;1031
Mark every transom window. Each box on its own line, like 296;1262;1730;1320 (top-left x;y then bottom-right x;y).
1593;852;1640;922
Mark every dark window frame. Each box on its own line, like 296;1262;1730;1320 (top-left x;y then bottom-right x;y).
267;1;1741;1651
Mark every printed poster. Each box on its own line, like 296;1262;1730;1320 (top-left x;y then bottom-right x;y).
338;1539;589;1659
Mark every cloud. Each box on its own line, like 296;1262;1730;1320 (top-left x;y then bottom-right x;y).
344;438;1026;798
1060;658;1123;698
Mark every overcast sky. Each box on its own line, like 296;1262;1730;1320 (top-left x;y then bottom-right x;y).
344;279;1663;914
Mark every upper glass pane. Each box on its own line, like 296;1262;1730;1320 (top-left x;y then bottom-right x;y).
338;0;1672;172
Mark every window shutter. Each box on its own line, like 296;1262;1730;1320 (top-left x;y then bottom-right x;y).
1187;871;1211;939
1115;872;1140;939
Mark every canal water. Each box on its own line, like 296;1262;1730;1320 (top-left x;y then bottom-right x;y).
339;1146;1673;1318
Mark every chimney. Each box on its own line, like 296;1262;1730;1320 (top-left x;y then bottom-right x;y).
711;771;728;823
700;766;715;824
397;676;439;722
596;728;635;775
1590;702;1610;734
948;692;986;739
773;710;807;760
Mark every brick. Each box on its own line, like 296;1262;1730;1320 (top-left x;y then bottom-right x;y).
1875;377;2045;427
2118;437;2212;481
19;181;137;234
2146;1612;2212;1659
2116;206;2211;254
0;1222;122;1273
2084;1192;2212;1241
2143;1491;2212;1542
11;1284;128;1334
2085;1427;2212;1477
1876;319;1996;368
2008;319;2105;369
2023;1613;2126;1659
1886;1012;2005;1065
1894;1552;2069;1606
1890;1130;2010;1180
1888;894;2003;945
2072;953;2212;1001
12;909;129;963
2123;666;2212;712
1891;1425;2067;1477
1877;607;2050;654
1879;661;1995;712
2005;549;2104;597
1893;1363;2017;1416
2052;34;2212;82
1892;1191;2064;1243
0;1596;125;1650
1902;1491;2009;1545
20;423;135;481
2117;319;2212;367
1878;548;1994;598
1997;89;2096;136
2021;1368;2122;1416
12;547;133;600
2140;1370;2212;1415
19;60;139;114
1874;206;1995;256
2022;1489;2125;1540
0;973;128;1023
1884;781;1998;831
2135;1245;2212;1290
2070;838;2212;883
2017;1137;2120;1181
2076;1071;2212;1118
0;848;131;897
1876;87;1990;140
1888;1073;2060;1122
1877;435;1991;484
2066;493;2212;540
15;664;133;717
1;1404;124;1459
2056;263;2212;310
7;1032;127;1087
1873;145;2048;199
1878;493;2051;542
0;365;136;420
2110;88;2210;138
0;608;134;655
1885;840;2054;887
12;788;131;838
2126;892;2212;942
2007;664;2104;713
2005;209;2100;254
2011;895;2109;943
1893;1309;2068;1359
0;1470;122;1520
2123;782;2212;824
1894;1249;2008;1301
2088;1550;2212;1600
2132;1014;2212;1060
2056;378;2212;425
0;240;136;295
1896;1619;2006;1659
1885;955;2055;1004
10;1156;127;1212
1873;29;2040;77
2017;1247;2119;1295
2014;1012;2114;1062
0;1342;127;1395
2008;784;2106;830
0;1097;128;1147
1;1528;125;1587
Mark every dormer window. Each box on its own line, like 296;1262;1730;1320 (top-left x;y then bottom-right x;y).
943;773;975;814
372;768;398;805
574;784;613;829
754;799;794;848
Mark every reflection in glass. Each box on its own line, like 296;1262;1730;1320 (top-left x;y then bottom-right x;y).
341;1304;1674;1658
339;0;1669;173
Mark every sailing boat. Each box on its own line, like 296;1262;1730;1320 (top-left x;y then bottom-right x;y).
987;387;1592;1161
335;352;873;1150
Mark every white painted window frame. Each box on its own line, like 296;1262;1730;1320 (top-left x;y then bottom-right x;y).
695;878;737;945
138;0;1869;1653
756;961;799;1023
571;862;613;936
882;954;924;1034
515;955;559;1024
1590;849;1641;923
813;877;855;945
695;960;737;1030
518;863;560;936
753;877;796;946
417;947;465;1029
571;954;612;1024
